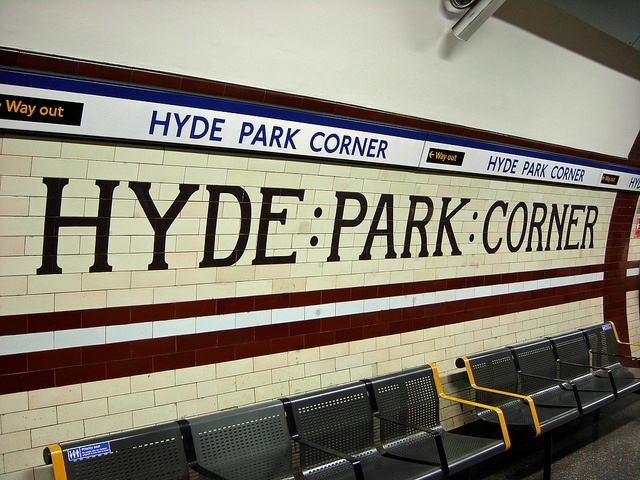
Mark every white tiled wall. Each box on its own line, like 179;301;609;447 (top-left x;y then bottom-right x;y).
0;134;620;479
0;136;614;317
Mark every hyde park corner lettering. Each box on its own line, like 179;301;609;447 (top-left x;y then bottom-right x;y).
36;177;599;275
148;110;389;159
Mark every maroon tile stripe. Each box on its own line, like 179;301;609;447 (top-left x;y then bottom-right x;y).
0;48;638;394
0;265;608;336
0;279;605;394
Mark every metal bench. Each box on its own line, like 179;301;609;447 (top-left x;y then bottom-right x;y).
509;337;615;416
178;400;294;480
580;322;640;396
363;364;509;479
456;347;580;480
43;422;189;480
455;347;580;437
282;382;446;480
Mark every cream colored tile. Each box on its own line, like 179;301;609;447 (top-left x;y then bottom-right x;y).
0;275;28;299
28;386;81;409
237;371;272;390
4;446;47;474
0;293;54;316
176;396;218;418
84;412;132;437
54;290;107;312
320;370;351;388
197;377;236;399
30;420;84;448
2;137;61;157
82;377;131;401
255;382;289;402
132;404;177;427
108;392;154;414
114;145;163;165
164;150;207;167
253;352;288;372
289;376;321;395
217;389;255;410
57;398;108;423
176;364;216;385
61;141;115;161
0;155;32;176
271;364;304;383
31;157;88;179
2;407;57;433
0;197;30;216
216;358;253;378
0;430;31;454
131;371;175;393
87;160;139;181
154;384;197;406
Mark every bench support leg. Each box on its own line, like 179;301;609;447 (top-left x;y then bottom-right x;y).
543;433;553;480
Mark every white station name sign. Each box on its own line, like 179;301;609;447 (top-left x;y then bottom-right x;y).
1;70;639;192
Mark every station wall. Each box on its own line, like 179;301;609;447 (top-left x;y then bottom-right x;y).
1;1;639;478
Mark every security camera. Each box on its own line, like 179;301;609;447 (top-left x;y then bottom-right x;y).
451;0;507;41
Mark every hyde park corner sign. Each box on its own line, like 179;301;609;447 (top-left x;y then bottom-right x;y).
1;69;640;192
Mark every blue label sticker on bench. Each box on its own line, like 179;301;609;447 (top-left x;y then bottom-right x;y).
66;442;112;462
603;324;613;332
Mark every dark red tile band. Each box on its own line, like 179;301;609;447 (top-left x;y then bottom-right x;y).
0;264;608;336
0;279;605;395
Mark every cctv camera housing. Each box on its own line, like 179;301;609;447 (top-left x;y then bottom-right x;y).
452;0;506;41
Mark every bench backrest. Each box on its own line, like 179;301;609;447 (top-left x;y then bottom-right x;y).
461;347;519;404
549;330;592;379
44;422;189;480
509;338;559;394
364;365;441;440
182;400;294;480
283;382;374;467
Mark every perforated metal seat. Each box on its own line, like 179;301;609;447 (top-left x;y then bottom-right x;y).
282;382;444;480
363;365;507;478
180;400;294;480
43;422;189;480
581;323;640;397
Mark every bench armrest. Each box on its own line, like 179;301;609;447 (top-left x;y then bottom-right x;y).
454;357;543;436
517;371;573;388
373;412;448;475
607;321;640;348
557;359;606;371
374;412;440;436
293;436;364;480
556;360;618;394
177;419;229;480
43;445;68;480
186;462;229;480
517;371;582;414
591;350;639;363
429;363;511;450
